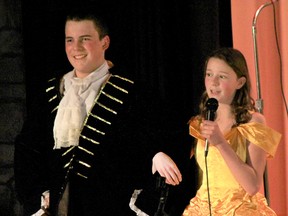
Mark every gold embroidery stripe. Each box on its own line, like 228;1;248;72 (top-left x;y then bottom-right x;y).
46;86;55;92
80;135;100;145
107;81;129;94
76;172;88;179
78;145;95;155
89;113;111;125
97;102;117;115
48;95;57;102
63;158;73;168
51;106;58;113
77;160;91;168
48;77;56;82
113;75;134;84
62;146;76;156
102;91;123;104
85;124;105;135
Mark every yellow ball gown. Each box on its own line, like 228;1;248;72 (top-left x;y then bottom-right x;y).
182;119;282;216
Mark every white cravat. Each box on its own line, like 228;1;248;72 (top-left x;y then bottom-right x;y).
53;61;110;149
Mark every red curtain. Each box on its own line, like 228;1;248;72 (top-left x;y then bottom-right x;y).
232;0;288;215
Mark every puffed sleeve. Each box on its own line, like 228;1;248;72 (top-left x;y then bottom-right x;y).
237;122;282;158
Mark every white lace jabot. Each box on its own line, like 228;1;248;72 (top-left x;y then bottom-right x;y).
53;61;110;149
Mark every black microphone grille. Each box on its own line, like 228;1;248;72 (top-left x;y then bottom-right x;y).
205;98;219;112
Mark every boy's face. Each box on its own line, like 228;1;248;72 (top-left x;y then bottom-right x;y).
65;20;110;78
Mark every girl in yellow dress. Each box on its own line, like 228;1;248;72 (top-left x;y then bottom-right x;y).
182;47;282;216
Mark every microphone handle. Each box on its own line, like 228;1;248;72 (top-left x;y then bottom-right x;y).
204;139;209;157
204;110;214;157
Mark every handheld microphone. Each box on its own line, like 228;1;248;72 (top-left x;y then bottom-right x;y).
204;98;218;157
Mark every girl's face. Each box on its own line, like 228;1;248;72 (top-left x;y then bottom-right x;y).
65;20;110;78
205;57;246;105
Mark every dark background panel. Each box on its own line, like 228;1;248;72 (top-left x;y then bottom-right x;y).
22;0;232;123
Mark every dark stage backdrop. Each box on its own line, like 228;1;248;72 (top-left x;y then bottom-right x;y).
21;0;232;126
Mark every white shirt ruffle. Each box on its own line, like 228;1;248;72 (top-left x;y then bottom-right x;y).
53;62;110;149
